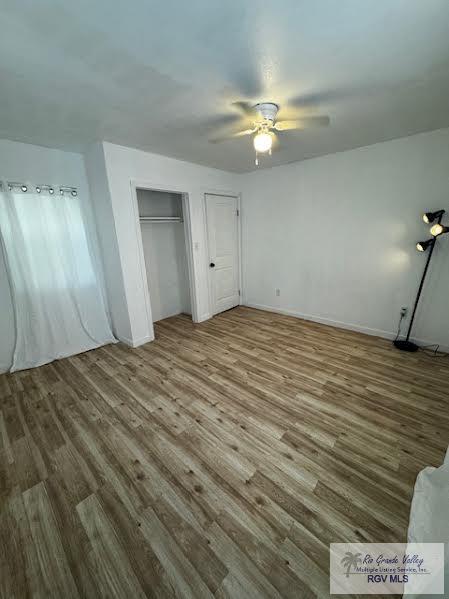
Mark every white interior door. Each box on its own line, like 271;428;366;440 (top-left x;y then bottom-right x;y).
205;194;240;315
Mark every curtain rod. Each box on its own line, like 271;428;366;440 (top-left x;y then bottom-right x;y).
0;181;78;196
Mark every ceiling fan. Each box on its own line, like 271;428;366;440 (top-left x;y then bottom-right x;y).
209;102;330;165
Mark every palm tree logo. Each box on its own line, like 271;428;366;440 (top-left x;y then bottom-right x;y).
341;552;362;577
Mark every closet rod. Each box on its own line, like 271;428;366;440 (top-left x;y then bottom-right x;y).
139;216;183;223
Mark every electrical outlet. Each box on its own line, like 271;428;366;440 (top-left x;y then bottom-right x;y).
275;288;280;297
400;306;408;317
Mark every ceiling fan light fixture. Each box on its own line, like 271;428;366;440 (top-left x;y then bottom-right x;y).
208;100;330;167
253;131;272;153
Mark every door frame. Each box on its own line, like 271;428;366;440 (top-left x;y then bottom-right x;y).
203;191;243;317
130;179;199;338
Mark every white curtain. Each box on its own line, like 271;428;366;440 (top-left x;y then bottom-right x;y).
0;186;116;371
406;447;449;598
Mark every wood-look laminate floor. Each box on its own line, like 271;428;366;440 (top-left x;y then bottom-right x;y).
1;307;448;598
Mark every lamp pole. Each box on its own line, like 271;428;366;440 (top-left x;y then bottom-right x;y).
394;213;443;352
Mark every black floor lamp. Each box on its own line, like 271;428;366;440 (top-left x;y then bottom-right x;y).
394;210;448;352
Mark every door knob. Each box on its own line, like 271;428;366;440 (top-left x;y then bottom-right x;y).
209;262;215;268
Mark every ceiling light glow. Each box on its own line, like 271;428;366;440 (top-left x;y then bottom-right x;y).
253;132;272;153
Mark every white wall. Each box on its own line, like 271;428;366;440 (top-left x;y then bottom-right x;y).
137;189;182;218
84;143;131;341
241;128;449;349
0;139;97;372
99;142;239;346
141;222;191;322
138;189;191;323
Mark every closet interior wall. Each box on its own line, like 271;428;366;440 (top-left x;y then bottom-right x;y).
137;189;191;323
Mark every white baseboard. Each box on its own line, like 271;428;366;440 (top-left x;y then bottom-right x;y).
117;334;154;348
195;313;212;323
243;301;449;352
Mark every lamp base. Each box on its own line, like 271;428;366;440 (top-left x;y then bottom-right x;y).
393;339;419;352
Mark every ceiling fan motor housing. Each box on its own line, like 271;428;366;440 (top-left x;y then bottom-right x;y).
254;102;279;123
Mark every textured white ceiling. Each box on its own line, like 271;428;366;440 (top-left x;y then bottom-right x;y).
1;0;449;172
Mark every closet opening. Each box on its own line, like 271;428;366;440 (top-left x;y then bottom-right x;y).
136;187;193;331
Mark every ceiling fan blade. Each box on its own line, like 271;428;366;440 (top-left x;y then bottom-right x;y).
270;132;280;151
234;127;257;137
274;116;330;131
232;101;258;117
209;127;256;144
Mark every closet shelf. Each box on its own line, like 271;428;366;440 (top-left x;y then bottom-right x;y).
139;216;183;223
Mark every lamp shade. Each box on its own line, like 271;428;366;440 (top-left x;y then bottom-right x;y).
416;239;434;252
423;210;445;224
430;224;449;237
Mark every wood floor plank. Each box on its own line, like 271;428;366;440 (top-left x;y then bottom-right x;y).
95;484;176;598
23;481;79;598
140;505;215;598
76;493;147;599
1;306;447;597
206;521;283;599
0;491;47;598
